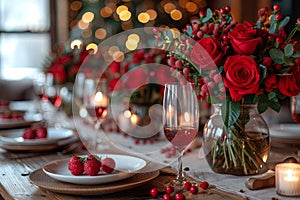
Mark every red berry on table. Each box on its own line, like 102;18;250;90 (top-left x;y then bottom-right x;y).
11;112;24;120
101;157;116;174
68;156;84;176
225;5;231;12
175;193;185;200
190;185;198;194
165;185;174;194
163;193;172;200
150;187;158;197
297;18;300;25
35;126;47;139
22;128;36;139
184;181;192;190
273;4;280;11
220;8;226;15
84;156;101;176
200;181;209;189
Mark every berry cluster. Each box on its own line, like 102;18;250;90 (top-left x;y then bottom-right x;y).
0;110;24;121
68;154;116;176
150;181;209;200
22;126;47;139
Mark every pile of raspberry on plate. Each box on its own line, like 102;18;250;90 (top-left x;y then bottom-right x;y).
68;154;116;176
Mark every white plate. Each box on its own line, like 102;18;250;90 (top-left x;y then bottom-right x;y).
42;154;147;185
0;128;74;146
0;112;42;129
269;123;300;140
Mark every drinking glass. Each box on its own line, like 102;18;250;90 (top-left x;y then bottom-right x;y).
291;94;300;123
83;78;109;151
163;82;199;187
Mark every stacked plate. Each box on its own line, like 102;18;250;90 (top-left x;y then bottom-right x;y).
269;123;300;149
0;127;78;152
29;154;159;195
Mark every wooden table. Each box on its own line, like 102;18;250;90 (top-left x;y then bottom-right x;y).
0;112;299;200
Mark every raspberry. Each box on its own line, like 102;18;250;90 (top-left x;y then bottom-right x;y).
35;126;47;139
184;181;192;190
84;155;101;176
101;157;116;173
68;156;84;176
189;185;198;194
150;187;158;197
22;128;36;139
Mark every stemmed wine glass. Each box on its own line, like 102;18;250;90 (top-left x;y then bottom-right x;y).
163;82;199;187
290;94;300;123
83;78;109;151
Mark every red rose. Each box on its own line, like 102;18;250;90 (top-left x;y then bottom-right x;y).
278;71;300;96
228;24;262;55
191;38;225;69
223;55;261;101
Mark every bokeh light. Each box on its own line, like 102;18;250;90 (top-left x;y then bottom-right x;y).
100;6;113;18
113;51;125;62
70;39;83;49
70;1;82;11
82;12;94;23
86;43;98;54
138;12;150;24
186;2;197;13
170;9;182;20
119;10;132;21
164;3;176;14
146;9;157;20
116;5;128;15
108;46;120;56
78;20;89;29
95;28;107;40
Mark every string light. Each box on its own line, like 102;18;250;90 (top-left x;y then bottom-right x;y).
82;12;94;23
95;28;107;40
138;12;150;23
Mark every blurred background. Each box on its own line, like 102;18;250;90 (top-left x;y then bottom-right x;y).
0;0;299;101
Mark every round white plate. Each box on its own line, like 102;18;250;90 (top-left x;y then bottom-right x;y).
42;154;147;185
0;128;74;146
269;123;300;140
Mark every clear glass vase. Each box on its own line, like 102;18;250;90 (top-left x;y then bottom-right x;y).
203;104;270;175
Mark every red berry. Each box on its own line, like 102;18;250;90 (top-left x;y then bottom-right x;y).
101;157;116;173
163;193;172;200
175;60;183;69
175;193;185;200
150;187;158;197
153;28;159;35
199;10;206;17
200;181;209;189
220;8;226;15
84;156;101;176
275;13;282;20
68;156;84;176
184;181;192;190
225;5;231;12
22;128;36;139
35;126;47;139
297;18;300;25
11;112;24;120
190;185;198;194
165;185;174;194
273;4;280;11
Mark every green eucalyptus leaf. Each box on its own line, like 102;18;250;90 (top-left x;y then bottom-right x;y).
292;51;300;58
279;16;290;28
259;64;267;83
202;8;213;23
257;94;268;113
269;15;277;34
157;39;166;47
222;100;240;128
268;92;277;101
269;100;280;112
284;44;294;57
270;48;284;64
283;56;294;66
167;29;173;40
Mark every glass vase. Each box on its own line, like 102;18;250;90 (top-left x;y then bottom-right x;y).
203;104;270;175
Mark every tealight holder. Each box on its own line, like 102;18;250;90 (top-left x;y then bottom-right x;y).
276;163;300;196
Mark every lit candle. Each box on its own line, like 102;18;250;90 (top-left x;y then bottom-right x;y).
276;163;300;196
94;91;108;107
130;114;139;125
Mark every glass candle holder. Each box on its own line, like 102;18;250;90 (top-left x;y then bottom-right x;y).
276;163;300;196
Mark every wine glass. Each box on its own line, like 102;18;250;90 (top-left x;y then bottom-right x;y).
163;82;199;187
83;78;109;151
291;94;300;123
